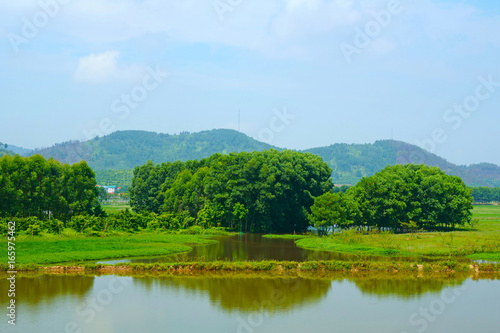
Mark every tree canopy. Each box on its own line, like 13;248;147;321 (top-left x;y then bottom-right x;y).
309;164;473;232
0;154;100;220
130;150;333;233
471;187;500;203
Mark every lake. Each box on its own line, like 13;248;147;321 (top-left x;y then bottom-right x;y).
1;272;499;332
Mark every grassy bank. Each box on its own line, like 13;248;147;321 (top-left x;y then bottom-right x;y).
279;205;500;261
263;234;309;240
1;231;227;265
2;259;500;274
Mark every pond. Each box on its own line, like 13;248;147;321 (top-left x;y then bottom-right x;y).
97;234;431;264
1;272;499;332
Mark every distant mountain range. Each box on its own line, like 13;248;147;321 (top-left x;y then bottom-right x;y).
0;144;32;158
304;140;500;187
3;129;500;187
7;144;32;156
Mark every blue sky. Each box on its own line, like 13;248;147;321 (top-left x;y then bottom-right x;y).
1;0;499;165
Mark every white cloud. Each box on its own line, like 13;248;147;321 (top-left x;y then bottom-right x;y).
73;51;144;84
3;0;500;62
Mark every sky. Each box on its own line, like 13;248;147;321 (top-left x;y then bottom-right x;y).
0;0;499;166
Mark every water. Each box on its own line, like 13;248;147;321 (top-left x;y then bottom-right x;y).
1;272;499;332
2;235;495;332
97;234;429;264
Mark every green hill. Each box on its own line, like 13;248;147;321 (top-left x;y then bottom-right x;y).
0;148;14;158
304;140;500;187
7;144;32;156
31;129;278;170
27;130;500;188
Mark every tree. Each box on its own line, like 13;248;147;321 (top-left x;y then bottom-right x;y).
309;192;360;235
347;164;473;231
308;192;337;235
232;202;249;232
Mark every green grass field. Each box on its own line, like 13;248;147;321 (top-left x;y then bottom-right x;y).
292;205;500;260
102;204;131;214
2;232;219;265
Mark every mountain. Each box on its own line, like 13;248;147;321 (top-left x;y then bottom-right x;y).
304;140;500;187
0;144;32;157
0;148;14;157
7;144;32;156
30;129;278;170
25;129;500;188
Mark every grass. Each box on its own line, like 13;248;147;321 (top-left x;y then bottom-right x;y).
293;205;500;260
102;204;131;214
1;232;220;265
263;234;309;240
3;259;500;274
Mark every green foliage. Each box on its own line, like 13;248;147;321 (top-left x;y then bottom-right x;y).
0;154;101;220
27;224;41;236
232;202;248;232
130;150;333;233
471;187;500;203
347;164;473;231
308;192;360;234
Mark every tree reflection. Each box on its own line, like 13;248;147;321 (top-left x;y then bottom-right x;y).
132;274;331;313
0;273;94;305
0;271;477;312
348;273;467;299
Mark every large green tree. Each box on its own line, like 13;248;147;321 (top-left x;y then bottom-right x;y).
345;164;473;231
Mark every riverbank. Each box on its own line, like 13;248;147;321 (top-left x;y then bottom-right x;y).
3;259;500;274
0;230;231;265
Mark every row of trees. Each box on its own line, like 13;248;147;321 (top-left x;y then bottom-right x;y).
471;187;500;203
309;164;473;233
0;210;201;236
130;150;333;233
0;155;100;220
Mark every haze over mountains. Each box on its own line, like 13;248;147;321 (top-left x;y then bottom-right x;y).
3;129;500;187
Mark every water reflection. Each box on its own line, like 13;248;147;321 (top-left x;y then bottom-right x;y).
99;234;431;264
0;273;93;305
349;275;465;299
2;272;498;333
131;274;331;313
0;271;477;312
